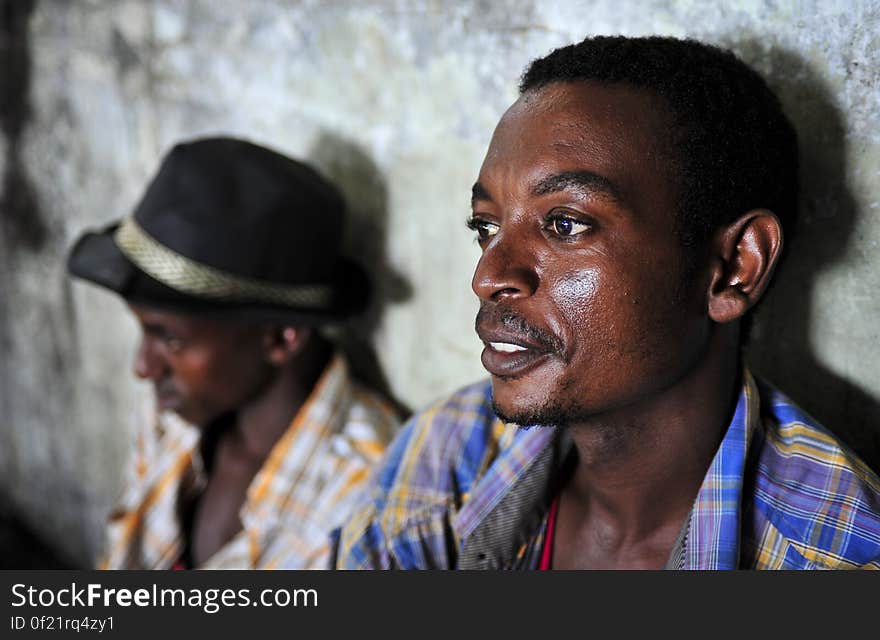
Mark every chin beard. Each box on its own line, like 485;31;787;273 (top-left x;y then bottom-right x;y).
492;393;643;461
491;395;589;430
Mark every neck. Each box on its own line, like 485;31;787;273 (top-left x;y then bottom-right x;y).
562;325;741;539
232;336;332;462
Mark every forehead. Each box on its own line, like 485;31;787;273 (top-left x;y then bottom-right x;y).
479;82;676;210
128;304;252;338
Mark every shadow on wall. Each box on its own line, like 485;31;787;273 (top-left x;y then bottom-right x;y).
0;0;46;254
739;42;880;472
1;0;79;568
307;132;413;419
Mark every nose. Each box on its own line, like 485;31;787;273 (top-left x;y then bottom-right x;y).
471;231;539;302
133;336;165;381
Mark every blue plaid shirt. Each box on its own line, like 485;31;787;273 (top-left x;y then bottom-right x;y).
336;370;880;569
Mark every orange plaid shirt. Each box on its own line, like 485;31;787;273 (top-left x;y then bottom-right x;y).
100;353;399;569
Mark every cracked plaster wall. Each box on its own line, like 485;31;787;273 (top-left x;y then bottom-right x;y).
1;0;877;565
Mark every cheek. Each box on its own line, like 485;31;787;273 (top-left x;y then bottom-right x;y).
552;269;599;307
550;260;675;367
208;347;271;399
171;355;215;392
549;266;610;354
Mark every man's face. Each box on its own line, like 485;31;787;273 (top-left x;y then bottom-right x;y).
128;305;272;426
470;81;712;427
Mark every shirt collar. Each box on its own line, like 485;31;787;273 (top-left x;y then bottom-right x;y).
454;426;565;569
242;353;350;527
454;369;762;570
682;368;761;569
180;353;350;566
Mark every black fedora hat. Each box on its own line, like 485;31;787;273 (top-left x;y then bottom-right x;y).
68;137;370;324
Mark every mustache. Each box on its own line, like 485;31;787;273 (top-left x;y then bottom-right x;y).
475;304;562;353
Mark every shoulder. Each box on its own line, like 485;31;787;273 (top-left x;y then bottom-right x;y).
750;381;880;569
292;380;402;524
309;354;402;471
336;379;506;568
371;379;502;508
331;381;402;467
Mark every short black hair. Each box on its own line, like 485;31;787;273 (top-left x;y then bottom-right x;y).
520;35;799;255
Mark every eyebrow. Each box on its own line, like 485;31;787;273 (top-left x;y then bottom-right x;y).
471;181;493;206
141;322;172;337
531;171;621;203
471;170;622;208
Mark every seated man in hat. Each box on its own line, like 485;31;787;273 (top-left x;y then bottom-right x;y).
68;137;400;569
336;36;880;570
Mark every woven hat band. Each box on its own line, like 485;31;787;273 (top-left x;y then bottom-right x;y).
113;217;334;308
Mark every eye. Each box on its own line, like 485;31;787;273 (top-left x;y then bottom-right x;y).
466;216;500;241
162;335;185;354
545;214;592;237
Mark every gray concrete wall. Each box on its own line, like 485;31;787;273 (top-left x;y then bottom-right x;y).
1;0;878;566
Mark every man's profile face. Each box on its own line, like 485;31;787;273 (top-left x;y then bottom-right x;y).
470;81;713;427
128;304;272;426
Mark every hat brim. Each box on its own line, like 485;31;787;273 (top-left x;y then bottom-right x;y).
67;223;371;325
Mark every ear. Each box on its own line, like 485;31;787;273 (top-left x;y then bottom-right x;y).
262;326;312;366
706;209;783;323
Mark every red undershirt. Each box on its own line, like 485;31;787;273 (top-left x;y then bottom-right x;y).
539;495;560;570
